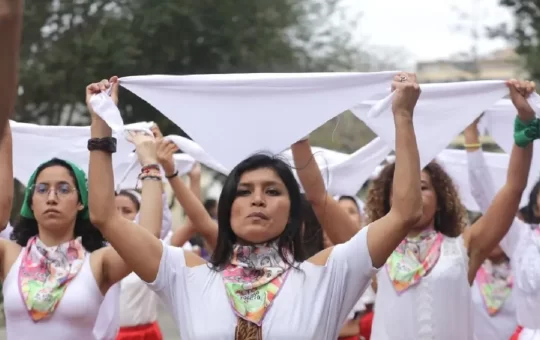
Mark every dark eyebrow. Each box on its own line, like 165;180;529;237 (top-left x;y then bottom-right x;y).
238;181;283;187
35;180;72;186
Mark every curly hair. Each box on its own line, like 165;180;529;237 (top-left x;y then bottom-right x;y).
365;161;466;237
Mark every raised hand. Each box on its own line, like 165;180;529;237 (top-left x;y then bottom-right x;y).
150;123;164;139
391;72;421;120
156;139;179;176
127;130;157;166
85;76;119;119
507;79;536;120
189;162;202;179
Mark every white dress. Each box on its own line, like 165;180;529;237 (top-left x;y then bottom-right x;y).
146;227;377;339
371;235;473;340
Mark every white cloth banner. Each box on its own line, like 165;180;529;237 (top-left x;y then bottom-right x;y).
436;148;539;211
352;81;540;167
169;132;389;196
89;72;399;169
482;99;540;207
165;135;229;175
114;152;196;190
10;121;133;186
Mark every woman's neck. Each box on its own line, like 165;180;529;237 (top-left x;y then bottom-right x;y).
37;226;76;247
406;224;435;238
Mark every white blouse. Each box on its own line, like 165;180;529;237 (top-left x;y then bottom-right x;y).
146;227;376;339
371;235;473;340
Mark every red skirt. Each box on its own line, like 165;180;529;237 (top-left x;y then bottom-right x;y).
116;321;163;340
359;311;374;340
338;336;360;340
510;326;523;340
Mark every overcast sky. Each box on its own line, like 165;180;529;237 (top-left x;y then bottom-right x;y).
344;0;514;62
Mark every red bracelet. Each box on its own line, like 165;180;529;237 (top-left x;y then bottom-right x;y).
141;164;160;173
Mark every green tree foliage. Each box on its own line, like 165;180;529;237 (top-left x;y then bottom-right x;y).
17;0;387;137
490;1;540;81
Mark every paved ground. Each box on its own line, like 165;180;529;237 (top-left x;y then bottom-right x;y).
157;303;181;339
0;305;180;339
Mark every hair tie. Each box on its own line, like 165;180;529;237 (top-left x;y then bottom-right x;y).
514;116;540;148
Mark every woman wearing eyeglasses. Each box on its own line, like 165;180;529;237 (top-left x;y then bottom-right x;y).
0;119;162;339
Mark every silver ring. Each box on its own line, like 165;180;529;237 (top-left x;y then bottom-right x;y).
399;76;408;82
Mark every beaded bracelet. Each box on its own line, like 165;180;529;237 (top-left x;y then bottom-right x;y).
139;169;161;179
141;164;160;173
140;175;162;181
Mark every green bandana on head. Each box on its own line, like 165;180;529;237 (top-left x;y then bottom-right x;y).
20;159;89;219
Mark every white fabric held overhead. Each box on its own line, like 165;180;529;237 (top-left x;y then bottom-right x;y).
352;81;540;168
483;99;540;207
114;152;196;190
90;72;399;170
165;135;230;175
436;149;539;211
172;132;389;196
10;121;133;186
325;137;391;196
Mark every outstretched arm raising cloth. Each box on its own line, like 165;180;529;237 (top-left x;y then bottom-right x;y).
0;0;23;141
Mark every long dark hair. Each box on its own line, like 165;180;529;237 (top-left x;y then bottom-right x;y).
11;159;106;252
209;154;305;269
117;189;141;212
519;178;540;224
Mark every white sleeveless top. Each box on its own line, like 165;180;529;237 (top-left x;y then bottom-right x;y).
3;250;104;340
146;227;376;339
371;235;473;340
471;279;516;340
499;219;540;339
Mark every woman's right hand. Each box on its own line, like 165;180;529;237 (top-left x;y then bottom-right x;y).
150;123;164;139
85;76;118;120
157;139;178;176
391;72;421;119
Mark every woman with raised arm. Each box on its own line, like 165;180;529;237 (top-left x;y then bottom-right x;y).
0;0;23;140
362;80;534;340
115;136;203;340
0;92;161;339
463;118;517;340
87;73;422;339
115;188;169;340
292;72;422;340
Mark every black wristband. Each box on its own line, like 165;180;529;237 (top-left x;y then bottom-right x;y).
165;170;179;179
87;137;117;153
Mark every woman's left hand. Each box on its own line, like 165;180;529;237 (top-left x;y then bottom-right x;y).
128;131;158;166
507;79;536;119
157;139;178;176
